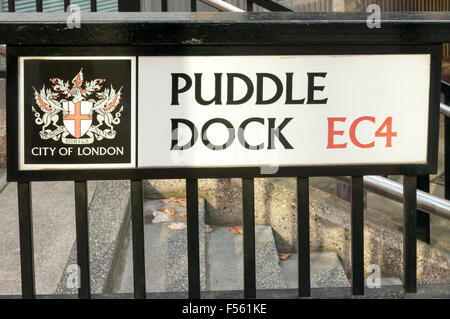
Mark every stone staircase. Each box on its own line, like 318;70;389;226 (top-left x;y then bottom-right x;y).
115;198;352;293
116;198;206;293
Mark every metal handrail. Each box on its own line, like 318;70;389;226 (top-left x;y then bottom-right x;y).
199;0;244;12
334;176;450;220
332;101;450;222
441;102;450;117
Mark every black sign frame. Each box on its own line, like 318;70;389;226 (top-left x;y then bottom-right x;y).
7;44;442;182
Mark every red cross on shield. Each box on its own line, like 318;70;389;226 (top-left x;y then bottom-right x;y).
62;101;93;138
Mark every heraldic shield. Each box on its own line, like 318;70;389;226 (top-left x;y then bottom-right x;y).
62;101;93;139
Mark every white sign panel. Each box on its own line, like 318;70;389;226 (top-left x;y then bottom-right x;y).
138;55;430;168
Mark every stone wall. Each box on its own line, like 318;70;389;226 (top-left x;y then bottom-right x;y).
443;58;450;84
143;178;450;284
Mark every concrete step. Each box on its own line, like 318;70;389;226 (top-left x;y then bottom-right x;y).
280;252;351;288
366;277;402;287
205;226;287;291
280;252;403;289
116;198;206;293
0;181;97;295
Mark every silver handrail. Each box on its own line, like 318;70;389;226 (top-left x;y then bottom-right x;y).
440;102;450;117
199;0;245;12
334;176;450;220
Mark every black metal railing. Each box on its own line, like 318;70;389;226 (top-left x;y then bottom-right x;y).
442;81;450;200
6;0;99;12
1;0;450;300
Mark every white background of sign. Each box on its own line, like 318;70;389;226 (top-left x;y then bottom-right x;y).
138;55;430;168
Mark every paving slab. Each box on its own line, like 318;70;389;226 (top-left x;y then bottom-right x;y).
0;181;96;295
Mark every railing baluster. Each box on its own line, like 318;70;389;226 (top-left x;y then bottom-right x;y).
118;0;141;12
162;0;168;12
17;182;35;299
445;95;450;200
403;175;417;293
8;0;15;12
36;0;43;12
191;0;197;12
351;176;364;295
74;181;91;299
297;177;310;297
186;178;200;299
91;0;97;12
131;180;146;299
242;178;256;298
247;0;254;11
416;175;430;243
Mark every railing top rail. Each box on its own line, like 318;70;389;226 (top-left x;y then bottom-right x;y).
1;11;449;23
335;176;450;221
0;12;449;45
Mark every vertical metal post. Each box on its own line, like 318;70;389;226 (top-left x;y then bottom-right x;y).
64;0;70;10
162;0;168;12
191;0;197;11
403;175;417;293
90;0;97;12
242;178;256;298
247;0;253;11
445;95;450;200
416;175;430;243
36;0;43;12
74;181;91;299
8;0;14;12
297;177;310;297
131;180;146;299
186;178;200;299
17;182;35;299
118;0;140;12
351;176;364;295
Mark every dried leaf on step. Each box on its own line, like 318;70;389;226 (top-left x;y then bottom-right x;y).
278;253;293;261
158;207;175;214
229;225;243;235
205;225;214;233
174;199;187;207
168;222;187;230
177;211;187;217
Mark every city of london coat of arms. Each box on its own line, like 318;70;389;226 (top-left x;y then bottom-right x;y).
32;68;124;145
